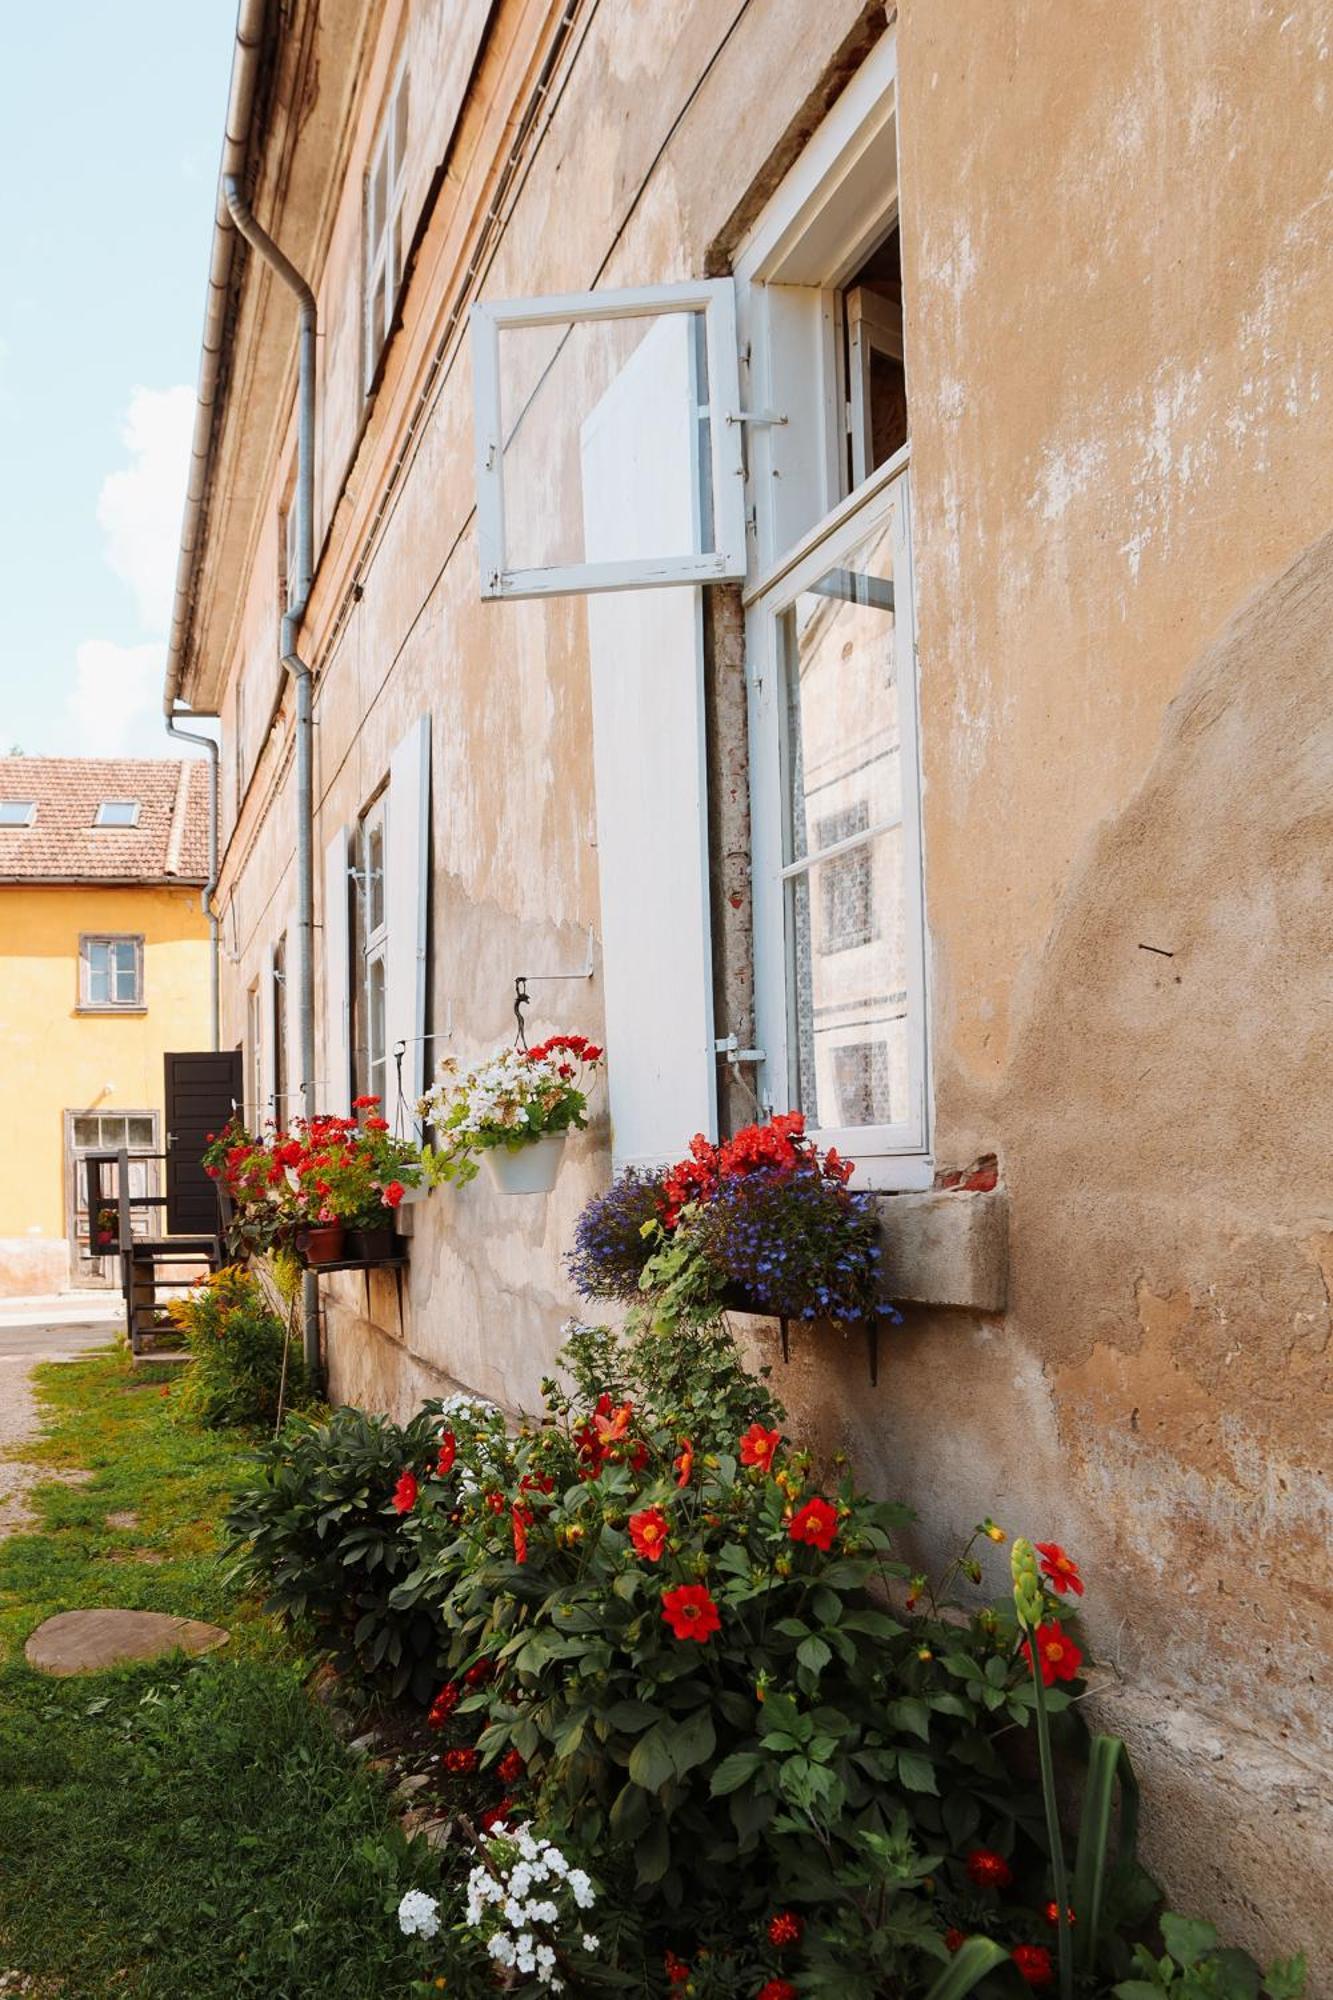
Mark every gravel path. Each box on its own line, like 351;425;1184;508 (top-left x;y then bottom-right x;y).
0;1326;110;1540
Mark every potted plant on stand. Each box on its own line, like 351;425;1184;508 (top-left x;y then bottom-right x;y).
420;1034;602;1194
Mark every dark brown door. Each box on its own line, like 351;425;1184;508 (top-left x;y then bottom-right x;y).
164;1051;242;1236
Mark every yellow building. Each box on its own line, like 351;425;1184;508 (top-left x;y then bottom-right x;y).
0;757;212;1296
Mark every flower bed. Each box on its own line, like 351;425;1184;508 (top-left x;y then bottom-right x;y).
224;1314;1310;1998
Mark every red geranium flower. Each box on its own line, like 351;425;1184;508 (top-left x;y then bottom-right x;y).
674;1438;694;1488
353;1094;381;1109
484;1490;506;1515
381;1178;405;1207
629;1507;671;1562
436;1432;457;1477
496;1748;525;1785
788;1496;838;1552
661;1583;721;1643
965;1848;1013;1890
427;1683;460;1728
1012;1945;1055;1988
757;1983;798;2000
479;1797;514;1832
511;1503;530;1564
664;1952;690;1987
767;1911;803;1948
1021;1622;1084;1687
443;1746;479;1775
463;1658;494;1686
365;1116;391;1133
391;1471;418;1515
739;1424;781;1474
1035;1542;1084;1596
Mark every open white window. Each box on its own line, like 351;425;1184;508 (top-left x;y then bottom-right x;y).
364;55;410;395
470;279;746;599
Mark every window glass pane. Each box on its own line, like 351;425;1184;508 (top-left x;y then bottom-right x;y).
781;507;909;1132
369;271;386;368
787;828;908;1130
0;800;34;825
367;818;385;934
73;1116;99;1148
99;1117;130;1147
110;941;139;1003
498;309;713;573
370;155;386;248
96;800;138;826
368;953;387;1102
85;942;110;1006
394;70;409;177
127;1117;154;1149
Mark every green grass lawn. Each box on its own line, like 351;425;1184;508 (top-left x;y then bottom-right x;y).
0;1349;438;1998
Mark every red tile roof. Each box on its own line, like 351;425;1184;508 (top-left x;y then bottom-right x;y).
0;758;210;885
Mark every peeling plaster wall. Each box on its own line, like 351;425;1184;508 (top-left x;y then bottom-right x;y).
201;0;1332;1974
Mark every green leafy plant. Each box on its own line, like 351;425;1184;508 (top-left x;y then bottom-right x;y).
1115;1914;1306;2000
168;1267;307;1430
223;1403;455;1700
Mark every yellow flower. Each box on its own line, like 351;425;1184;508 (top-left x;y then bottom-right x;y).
983;1518;1006;1543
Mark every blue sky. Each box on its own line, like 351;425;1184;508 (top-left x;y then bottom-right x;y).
0;2;237;760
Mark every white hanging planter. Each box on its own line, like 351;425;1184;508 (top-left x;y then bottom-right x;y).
483;1131;566;1195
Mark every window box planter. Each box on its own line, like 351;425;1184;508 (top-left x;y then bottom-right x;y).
304;1223;346;1266
345;1224;397;1262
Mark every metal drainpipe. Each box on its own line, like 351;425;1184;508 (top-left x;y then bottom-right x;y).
222;173;321;1385
163;714;221;1050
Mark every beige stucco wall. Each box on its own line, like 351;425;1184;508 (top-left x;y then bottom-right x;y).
200;0;1332;1976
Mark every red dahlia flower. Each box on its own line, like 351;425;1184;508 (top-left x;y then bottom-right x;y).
1012;1945;1055;1987
757;1983;798;2000
436;1432;457;1477
496;1748;525;1785
629;1507;671;1562
674;1439;694;1488
788;1496;839;1551
511;1502;530;1564
391;1471;418;1515
767;1911;803;1948
739;1424;781;1473
1021;1622;1084;1687
664;1952;690;1986
479;1798;514;1832
427;1683;460;1727
443;1746;478;1775
965;1848;1013;1890
1035;1542;1084;1596
661;1584;721;1643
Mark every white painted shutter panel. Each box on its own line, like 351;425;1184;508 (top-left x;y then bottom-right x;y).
258;940;275;1125
385;716;431;1134
284;910;302;1120
581;315;717;1168
322;826;352;1118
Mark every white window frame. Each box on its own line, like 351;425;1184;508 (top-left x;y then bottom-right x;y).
246;983;263;1126
846;283;904;490
363;54;410;396
470;279;747;599
739;26;931;1189
79;933;145;1012
0;799;35;826
746;457;929;1183
357;793;389;1107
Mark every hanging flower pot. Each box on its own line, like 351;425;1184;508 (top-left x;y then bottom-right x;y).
484;1131;566;1195
304;1221;346;1265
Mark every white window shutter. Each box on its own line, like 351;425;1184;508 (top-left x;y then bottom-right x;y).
258;940;275;1124
581;314;718;1169
284;911;302;1120
322;826;352;1118
385;716;431;1133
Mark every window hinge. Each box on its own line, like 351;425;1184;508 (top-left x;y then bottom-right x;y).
725;409;788;427
715;1034;765;1063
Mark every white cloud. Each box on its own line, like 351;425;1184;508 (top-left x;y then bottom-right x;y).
95;383;194;632
65;639;166;756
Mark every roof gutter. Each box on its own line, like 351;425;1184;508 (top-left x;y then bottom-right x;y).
162;0;268;718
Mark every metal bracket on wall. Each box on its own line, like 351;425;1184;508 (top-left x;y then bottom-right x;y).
512;928;595;1048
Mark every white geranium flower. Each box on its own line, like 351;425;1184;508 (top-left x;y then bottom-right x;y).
566;1868;595;1910
582;1933;601;1952
397;1888;441;1939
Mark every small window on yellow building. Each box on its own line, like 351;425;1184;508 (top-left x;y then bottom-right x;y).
80;935;144;1011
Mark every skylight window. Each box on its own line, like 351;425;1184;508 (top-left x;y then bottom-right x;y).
95;800;140;828
0;800;35;827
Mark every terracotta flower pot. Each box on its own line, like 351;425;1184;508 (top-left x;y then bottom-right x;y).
304;1222;346;1266
483;1131;566;1195
346;1225;395;1263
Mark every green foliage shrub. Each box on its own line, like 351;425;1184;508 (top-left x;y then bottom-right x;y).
170;1267;306;1430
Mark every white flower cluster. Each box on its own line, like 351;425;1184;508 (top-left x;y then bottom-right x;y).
397;1888;441;1939
463;1823;598;1990
424;1048;574;1141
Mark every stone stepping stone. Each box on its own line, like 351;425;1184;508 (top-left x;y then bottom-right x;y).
24;1609;229;1677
